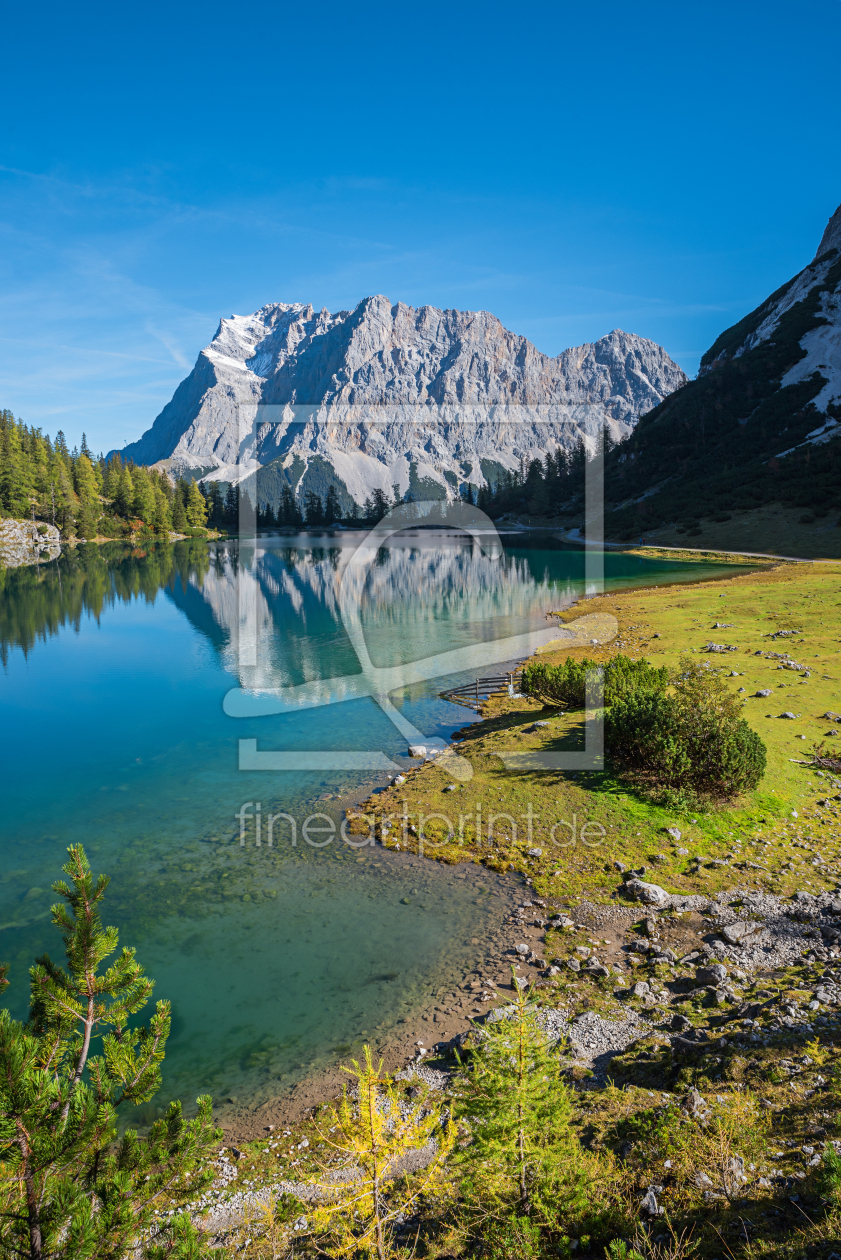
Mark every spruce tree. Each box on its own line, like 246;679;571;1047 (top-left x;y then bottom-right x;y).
0;846;221;1260
453;975;603;1239
278;483;300;527
304;491;324;526
371;488;389;521
223;483;239;529
324;485;340;525
205;481;223;527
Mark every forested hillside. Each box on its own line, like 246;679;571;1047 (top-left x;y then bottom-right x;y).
0;410;210;538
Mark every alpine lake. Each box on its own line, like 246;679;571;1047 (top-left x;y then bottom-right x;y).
0;529;741;1124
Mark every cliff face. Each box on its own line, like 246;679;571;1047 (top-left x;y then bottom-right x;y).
0;518;61;569
115;296;686;506
604;200;841;535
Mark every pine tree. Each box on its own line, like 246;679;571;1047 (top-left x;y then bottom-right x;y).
453;975;603;1237
0;845;221;1259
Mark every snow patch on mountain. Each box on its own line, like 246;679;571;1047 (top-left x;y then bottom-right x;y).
713;202;841;425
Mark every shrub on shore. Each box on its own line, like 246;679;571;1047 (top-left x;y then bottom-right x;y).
521;654;668;709
604;656;767;801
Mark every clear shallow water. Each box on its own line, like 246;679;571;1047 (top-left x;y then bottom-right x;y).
0;532;739;1117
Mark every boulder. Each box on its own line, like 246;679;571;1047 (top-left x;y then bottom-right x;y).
696;963;727;985
625;879;670;907
639;1186;663;1216
584;958;611;977
665;826;682;842
721;920;761;945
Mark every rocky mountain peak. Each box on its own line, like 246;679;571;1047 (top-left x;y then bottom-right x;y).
814;200;841;259
115;295;687;508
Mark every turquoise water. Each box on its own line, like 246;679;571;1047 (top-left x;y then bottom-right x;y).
0;532;738;1118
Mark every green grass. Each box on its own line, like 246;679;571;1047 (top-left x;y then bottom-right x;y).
357;558;841;904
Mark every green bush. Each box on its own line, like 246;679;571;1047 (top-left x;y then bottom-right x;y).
521;657;593;707
604;657;767;800
521;655;668;709
603;655;669;704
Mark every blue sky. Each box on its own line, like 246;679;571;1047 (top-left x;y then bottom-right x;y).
2;0;840;454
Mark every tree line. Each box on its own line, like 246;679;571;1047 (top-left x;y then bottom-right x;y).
0;411;208;538
0;410;407;538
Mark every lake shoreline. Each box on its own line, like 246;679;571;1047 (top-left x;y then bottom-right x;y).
212;547;774;1136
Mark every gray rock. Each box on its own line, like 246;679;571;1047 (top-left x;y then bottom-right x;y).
527;847;543;857
665;826;682;842
632;981;650;998
685;1088;708;1117
696;963;728;985
0;519;62;570
754;688;773;697
514;943;529;956
567;958;581;972
584;958;611;978
670;1013;692;1032
625;879;670;906
639;1187;663;1216
780;711;798;719
721;921;761;945
117;301;687;500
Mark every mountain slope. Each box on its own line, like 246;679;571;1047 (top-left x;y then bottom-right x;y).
116;296;686;507
604;202;841;538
